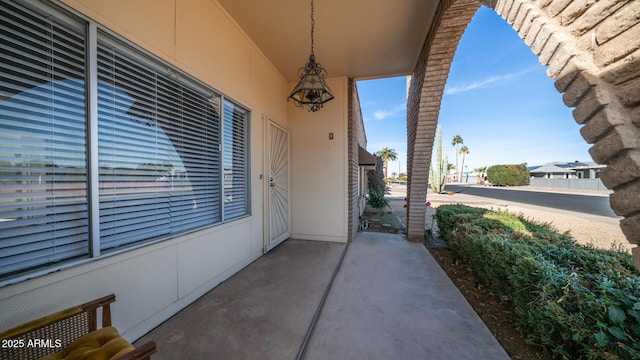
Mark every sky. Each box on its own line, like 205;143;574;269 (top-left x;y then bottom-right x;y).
357;6;592;176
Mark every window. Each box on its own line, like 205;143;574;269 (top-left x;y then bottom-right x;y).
97;33;223;249
0;1;88;278
223;100;249;221
0;0;250;282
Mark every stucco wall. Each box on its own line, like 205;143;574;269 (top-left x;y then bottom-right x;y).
529;178;608;191
289;77;349;243
0;0;289;341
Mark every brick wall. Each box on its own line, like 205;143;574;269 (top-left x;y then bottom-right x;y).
406;0;480;241
407;0;640;265
348;78;367;242
490;0;640;264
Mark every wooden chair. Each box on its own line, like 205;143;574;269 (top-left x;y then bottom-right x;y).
0;294;156;360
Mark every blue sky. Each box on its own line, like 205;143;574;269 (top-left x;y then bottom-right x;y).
357;6;592;175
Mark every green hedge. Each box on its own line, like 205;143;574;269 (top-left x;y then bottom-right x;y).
367;156;385;196
486;163;530;186
367;189;388;208
435;205;640;359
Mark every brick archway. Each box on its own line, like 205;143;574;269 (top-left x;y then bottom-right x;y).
407;0;640;266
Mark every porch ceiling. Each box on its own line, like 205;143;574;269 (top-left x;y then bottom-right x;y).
217;0;438;82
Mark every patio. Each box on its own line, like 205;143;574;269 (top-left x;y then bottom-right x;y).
135;232;509;359
3;0;639;357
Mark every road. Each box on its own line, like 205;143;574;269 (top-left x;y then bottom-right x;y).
443;184;618;218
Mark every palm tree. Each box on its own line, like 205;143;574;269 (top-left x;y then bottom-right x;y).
474;166;487;185
375;147;398;181
451;135;463;182
447;163;455;174
459;145;469;182
447;163;455;182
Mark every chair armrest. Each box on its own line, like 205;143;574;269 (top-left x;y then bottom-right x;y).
0;294;117;360
0;294;116;340
118;341;157;360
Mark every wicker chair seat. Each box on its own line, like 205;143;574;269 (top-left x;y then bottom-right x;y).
39;326;134;360
0;295;155;360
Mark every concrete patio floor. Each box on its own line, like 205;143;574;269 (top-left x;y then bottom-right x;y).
136;233;509;359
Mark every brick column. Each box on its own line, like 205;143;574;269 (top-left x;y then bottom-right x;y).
406;0;480;241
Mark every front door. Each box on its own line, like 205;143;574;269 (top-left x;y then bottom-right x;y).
266;121;290;251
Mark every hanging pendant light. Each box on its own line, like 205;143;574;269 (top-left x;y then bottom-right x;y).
288;0;334;112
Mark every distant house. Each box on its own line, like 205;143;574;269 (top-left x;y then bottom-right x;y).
527;161;608;191
528;161;605;179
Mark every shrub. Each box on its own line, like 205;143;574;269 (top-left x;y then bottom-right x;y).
367;156;388;209
434;205;640;359
486;163;530;186
368;156;385;194
367;189;388;208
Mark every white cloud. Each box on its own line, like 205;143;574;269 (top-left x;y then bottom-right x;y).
373;110;393;120
444;67;535;95
371;102;406;121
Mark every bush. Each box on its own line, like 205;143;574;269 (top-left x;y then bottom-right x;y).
435;205;640;359
487;163;530;186
367;189;388;208
366;156;388;209
368;156;385;195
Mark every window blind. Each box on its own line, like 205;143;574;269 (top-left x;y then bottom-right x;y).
0;1;88;276
0;0;250;282
97;35;222;250
223;100;249;221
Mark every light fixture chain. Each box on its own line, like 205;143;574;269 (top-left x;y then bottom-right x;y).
310;0;315;55
288;0;334;112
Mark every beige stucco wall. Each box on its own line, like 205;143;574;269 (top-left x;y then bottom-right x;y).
63;0;289;121
0;0;290;341
0;0;357;341
289;77;349;243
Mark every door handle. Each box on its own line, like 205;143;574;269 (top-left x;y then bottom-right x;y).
269;178;275;187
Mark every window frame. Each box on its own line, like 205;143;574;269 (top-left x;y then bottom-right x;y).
0;0;251;287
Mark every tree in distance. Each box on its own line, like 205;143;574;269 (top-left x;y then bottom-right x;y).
451;135;464;182
376;147;398;182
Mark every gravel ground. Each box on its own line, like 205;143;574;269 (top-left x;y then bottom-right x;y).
387;184;633;253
